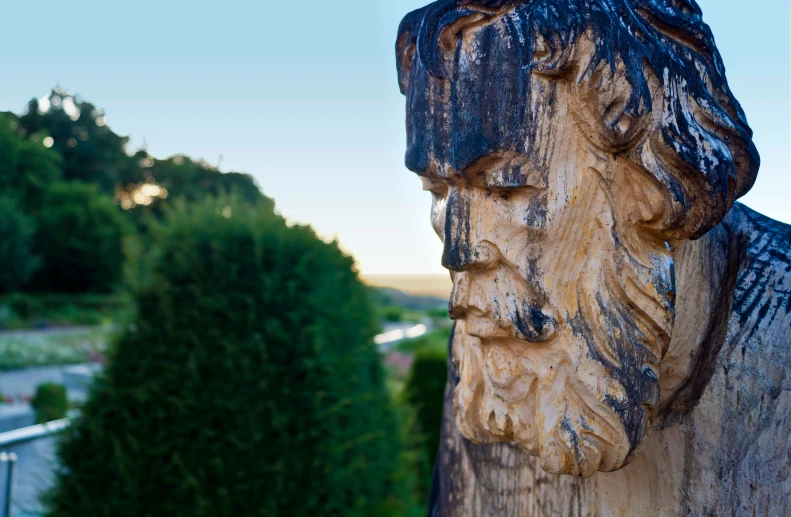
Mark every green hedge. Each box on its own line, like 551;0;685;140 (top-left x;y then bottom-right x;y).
404;349;447;474
48;196;411;517
31;383;68;423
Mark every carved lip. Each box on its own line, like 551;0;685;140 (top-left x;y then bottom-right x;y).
463;314;512;339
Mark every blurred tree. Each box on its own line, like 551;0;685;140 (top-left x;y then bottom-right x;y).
31;182;129;293
48;196;414;517
14;89;268;222
116;154;270;225
0;197;41;293
18;90;129;194
0;113;62;211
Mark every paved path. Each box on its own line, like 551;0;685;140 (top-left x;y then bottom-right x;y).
0;364;97;402
0;361;99;516
1;435;59;516
375;321;430;352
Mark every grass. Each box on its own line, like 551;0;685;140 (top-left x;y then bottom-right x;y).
0;292;131;330
0;327;111;371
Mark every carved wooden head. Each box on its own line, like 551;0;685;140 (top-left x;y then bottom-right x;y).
396;0;759;476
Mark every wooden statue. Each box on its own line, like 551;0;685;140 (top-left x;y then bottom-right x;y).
395;1;791;515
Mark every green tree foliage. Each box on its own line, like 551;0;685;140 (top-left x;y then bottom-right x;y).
0;197;41;293
404;348;448;476
18;90;129;194
31;182;129;293
133;154;268;208
13;90;268;223
0;113;61;210
48;197;411;517
31;382;69;423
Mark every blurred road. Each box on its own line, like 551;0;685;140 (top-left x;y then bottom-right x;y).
0;364;98;402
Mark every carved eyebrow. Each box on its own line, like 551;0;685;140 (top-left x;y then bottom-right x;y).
464;152;547;190
474;169;545;190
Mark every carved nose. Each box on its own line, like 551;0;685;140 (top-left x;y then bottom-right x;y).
441;187;500;272
442;240;499;272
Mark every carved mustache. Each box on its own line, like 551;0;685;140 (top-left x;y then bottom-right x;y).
450;264;559;343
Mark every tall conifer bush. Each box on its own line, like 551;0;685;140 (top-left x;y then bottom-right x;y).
48;196;408;517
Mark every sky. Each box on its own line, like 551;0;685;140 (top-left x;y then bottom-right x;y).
0;0;788;275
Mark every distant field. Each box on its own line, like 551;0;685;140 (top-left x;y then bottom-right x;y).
363;274;452;298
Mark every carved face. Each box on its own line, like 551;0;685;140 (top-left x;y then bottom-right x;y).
398;0;757;477
394;5;684;479
412;67;676;476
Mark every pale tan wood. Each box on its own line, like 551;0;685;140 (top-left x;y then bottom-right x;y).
396;1;791;514
434;213;791;515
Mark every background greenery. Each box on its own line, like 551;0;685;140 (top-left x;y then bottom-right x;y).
0;197;40;292
0;90;449;516
31;382;69;423
0;89;266;305
46;197;422;516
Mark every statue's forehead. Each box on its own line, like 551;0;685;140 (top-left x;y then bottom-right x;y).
405;19;555;180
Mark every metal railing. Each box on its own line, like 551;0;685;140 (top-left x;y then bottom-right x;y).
0;419;70;517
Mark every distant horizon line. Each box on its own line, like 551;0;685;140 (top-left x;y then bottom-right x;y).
361;273;452;298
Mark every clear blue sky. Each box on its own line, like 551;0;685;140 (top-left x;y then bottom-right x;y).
1;1;788;274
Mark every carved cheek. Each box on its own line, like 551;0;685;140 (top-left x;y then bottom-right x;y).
504;192;548;267
467;189;543;265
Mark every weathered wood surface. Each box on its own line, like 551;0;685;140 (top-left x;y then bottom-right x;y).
395;0;791;515
430;205;791;516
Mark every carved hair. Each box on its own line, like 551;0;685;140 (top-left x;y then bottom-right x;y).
397;0;759;239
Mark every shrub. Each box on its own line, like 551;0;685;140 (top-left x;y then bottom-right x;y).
0;197;41;293
48;196;411;517
404;348;448;475
30;182;129;293
31;383;68;423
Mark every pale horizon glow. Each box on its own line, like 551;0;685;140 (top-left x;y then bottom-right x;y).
0;0;788;275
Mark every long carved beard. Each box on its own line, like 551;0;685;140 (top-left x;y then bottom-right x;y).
451;238;675;477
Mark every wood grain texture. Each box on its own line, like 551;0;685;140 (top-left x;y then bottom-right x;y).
430;206;791;516
396;0;791;514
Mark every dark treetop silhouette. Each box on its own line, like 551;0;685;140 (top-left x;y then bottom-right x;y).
396;0;791;515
